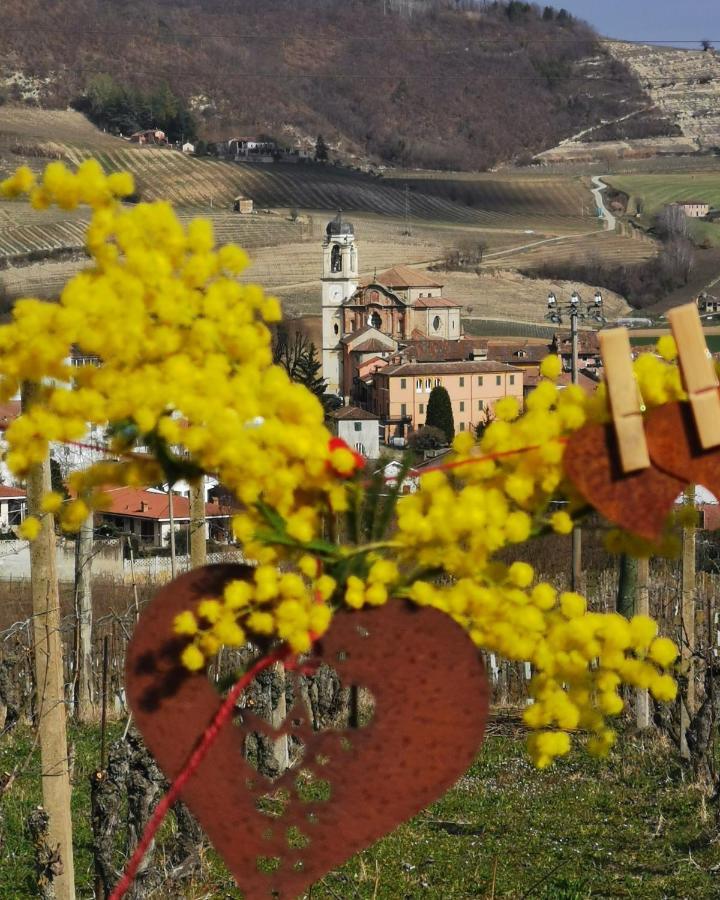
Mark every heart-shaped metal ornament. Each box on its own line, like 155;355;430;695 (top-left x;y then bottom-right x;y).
126;565;489;899
564;400;720;541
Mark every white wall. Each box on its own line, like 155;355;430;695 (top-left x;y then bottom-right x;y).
338;419;379;460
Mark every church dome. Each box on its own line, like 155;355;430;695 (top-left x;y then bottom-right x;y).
326;212;354;237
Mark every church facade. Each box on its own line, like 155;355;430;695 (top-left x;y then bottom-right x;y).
321;214;464;397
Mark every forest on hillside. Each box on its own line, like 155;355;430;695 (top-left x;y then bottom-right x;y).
0;0;652;169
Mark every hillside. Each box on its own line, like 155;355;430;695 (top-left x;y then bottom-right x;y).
608;42;720;151
0;0;651;171
0;107;650;329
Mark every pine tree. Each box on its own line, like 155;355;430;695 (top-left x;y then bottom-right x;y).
425;386;454;444
315;134;329;162
273;327;330;409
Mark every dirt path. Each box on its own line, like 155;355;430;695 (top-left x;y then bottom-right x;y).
591;177;616;231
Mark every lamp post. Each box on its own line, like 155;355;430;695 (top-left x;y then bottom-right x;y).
546;290;606;592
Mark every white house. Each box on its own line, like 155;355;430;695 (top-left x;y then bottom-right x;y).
328;406;380;460
0;485;26;532
96;486;231;547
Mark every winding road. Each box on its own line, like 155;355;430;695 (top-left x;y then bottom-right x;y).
591;176;616;231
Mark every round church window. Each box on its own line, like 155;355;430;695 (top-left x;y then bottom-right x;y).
433;315;441;331
334;323;339;335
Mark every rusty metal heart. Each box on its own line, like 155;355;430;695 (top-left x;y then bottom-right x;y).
563;419;685;541
564;400;720;540
126;564;489;899
646;401;720;500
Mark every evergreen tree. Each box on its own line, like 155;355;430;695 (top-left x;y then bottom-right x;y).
425;386;454;443
315;134;329;162
273;327;330;409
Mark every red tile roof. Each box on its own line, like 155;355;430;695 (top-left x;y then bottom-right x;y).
101;487;226;521
411;297;459;309
329;406;380;421
378;360;521;377
0;485;26;498
401;338;476;363
0;400;21;431
350;339;394;353
369;265;444;289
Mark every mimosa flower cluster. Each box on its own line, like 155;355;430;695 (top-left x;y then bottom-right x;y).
0;162;681;767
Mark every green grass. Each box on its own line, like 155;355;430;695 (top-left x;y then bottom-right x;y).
1;723;718;898
607;174;720;245
607;174;720;219
630;334;720;353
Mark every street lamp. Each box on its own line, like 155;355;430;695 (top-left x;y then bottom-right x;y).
543;288;606;596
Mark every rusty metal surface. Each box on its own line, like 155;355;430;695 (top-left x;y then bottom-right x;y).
564;421;684;540
647;401;720;496
126;565;489;899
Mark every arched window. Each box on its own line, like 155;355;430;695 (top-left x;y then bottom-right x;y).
331;244;342;273
433;315;441;331
370;311;382;329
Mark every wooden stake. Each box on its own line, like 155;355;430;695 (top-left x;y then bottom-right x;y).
74;510;94;723
668;303;720;448
636;556;651;729
269;660;289;774
23;382;76;900
167;485;177;579
189;477;207;569
598;327;650;472
680;485;696;759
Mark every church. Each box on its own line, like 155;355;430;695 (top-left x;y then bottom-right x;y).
321;213;468;400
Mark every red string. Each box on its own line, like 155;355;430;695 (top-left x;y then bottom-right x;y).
400;438;569;480
109;647;293;900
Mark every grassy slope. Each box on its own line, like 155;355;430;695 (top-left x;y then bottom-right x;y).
1;724;717;898
607;174;720;246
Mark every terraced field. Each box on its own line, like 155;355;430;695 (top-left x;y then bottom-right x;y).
488;230;658;271
0;206;88;258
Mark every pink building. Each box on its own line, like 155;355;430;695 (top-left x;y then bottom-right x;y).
372;360;523;443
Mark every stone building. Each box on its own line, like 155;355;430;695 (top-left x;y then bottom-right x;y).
320;215;464;398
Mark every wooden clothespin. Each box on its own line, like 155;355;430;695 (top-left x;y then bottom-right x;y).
668;302;720;449
599;327;650;472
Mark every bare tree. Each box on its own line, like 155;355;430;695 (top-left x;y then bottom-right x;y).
656;204;690;241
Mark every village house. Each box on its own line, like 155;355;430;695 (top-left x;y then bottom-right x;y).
228;137;277;160
0;485;27;532
327;406;380;459
129;129;167;145
675;201;710;219
95;487;230;548
379;452;450;494
697;292;720;314
551;330;602;373
233;195;254;214
372;360;523;443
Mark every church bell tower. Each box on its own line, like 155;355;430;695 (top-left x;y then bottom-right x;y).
321;212;358;396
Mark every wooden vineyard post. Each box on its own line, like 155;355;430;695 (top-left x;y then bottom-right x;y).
189;478;207;569
635;557;651;729
680;485;697;760
75;509;94;722
23;382;76;899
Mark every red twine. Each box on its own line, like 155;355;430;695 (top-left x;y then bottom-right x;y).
109;647;295;900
